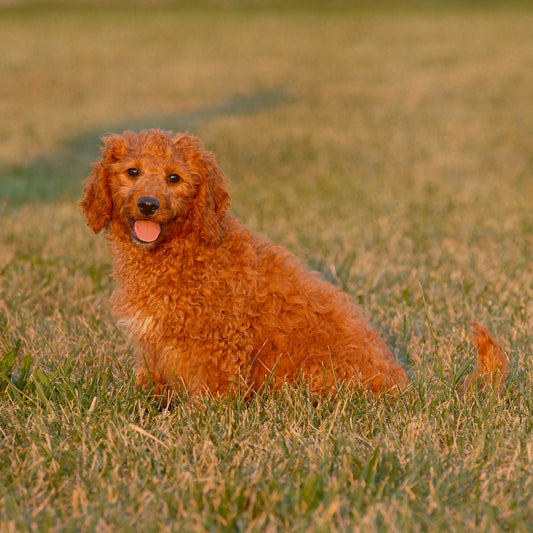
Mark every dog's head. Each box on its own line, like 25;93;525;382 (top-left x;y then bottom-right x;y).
80;130;230;248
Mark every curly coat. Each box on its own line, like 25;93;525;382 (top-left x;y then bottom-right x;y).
80;130;507;400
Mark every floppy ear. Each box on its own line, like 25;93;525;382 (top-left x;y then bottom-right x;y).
173;134;230;245
79;163;112;234
79;135;125;234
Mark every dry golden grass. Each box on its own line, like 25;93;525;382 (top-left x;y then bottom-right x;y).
1;2;532;531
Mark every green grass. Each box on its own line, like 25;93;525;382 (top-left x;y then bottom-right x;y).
1;2;532;531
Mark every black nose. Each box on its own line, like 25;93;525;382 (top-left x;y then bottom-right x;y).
137;196;160;216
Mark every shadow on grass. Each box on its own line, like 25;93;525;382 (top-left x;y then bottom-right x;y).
1;89;290;206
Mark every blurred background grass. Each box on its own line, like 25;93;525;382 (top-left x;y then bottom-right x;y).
2;1;531;337
1;1;533;531
1;1;532;358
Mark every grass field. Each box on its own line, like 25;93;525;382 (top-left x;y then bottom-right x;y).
1;1;532;531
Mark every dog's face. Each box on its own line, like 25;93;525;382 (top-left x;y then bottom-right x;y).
80;130;230;249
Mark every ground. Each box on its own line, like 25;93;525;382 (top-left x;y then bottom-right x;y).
0;1;532;531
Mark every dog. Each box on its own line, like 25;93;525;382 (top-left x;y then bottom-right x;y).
80;129;508;401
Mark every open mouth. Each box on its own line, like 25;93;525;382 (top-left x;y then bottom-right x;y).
131;219;163;244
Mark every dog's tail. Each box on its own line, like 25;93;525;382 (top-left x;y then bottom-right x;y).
461;322;509;393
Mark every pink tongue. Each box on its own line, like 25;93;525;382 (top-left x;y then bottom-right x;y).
134;220;161;243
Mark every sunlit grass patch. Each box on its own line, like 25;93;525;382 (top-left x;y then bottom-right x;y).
1;1;532;531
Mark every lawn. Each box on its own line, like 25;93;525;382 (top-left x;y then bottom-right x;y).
1;1;532;531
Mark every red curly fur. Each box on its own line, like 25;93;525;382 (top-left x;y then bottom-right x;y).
80;129;508;401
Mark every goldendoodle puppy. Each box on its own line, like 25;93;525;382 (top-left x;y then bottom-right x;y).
80;129;507;401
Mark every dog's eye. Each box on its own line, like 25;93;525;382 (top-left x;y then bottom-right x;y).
127;168;140;178
168;174;181;184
